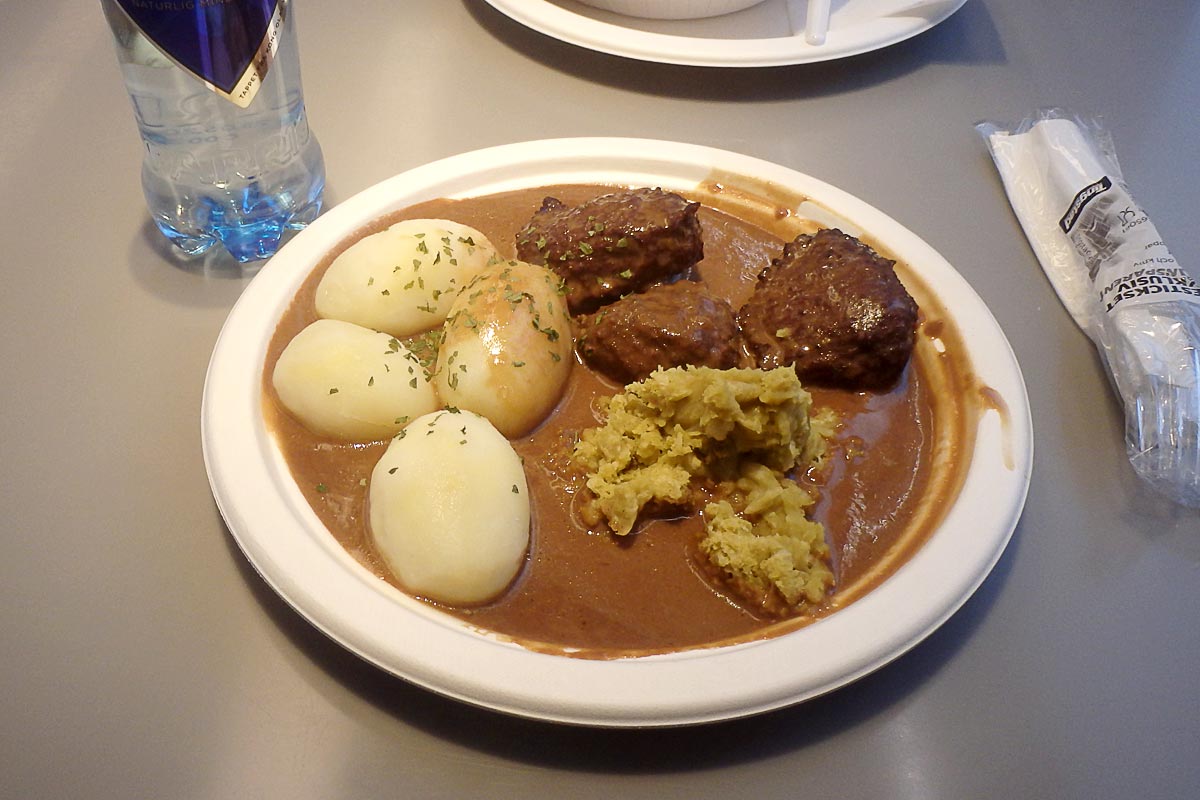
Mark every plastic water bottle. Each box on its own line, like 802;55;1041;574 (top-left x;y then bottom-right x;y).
101;0;325;263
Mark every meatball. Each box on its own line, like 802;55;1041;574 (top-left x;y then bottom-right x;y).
576;281;744;384
737;228;918;390
515;188;704;314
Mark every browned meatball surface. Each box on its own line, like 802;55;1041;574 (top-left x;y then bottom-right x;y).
737;228;918;390
515;188;704;314
576;281;745;384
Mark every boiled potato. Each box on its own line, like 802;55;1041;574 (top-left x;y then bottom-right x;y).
369;409;530;605
315;219;499;337
272;319;438;441
434;260;574;438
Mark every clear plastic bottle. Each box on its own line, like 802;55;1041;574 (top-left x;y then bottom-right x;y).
101;0;325;263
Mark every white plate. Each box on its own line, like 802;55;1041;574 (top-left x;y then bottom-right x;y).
202;138;1031;727
481;0;969;67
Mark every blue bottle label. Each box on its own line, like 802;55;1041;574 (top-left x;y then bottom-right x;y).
113;0;284;108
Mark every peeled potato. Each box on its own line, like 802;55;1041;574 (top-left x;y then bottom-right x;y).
369;409;530;605
315;219;499;337
272;319;438;441
434;260;574;437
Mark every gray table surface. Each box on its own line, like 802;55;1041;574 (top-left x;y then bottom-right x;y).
3;1;1199;797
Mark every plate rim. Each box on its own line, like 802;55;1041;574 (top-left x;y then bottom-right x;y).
202;136;1032;727
480;0;970;68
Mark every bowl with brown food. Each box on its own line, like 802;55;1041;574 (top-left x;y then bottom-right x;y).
202;138;1032;727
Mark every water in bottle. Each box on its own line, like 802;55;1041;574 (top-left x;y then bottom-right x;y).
101;0;325;263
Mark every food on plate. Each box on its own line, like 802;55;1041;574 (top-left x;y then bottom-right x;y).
570;364;835;615
433;259;574;437
262;181;971;656
315;218;499;338
271;318;438;441
700;464;832;616
573;365;829;536
737;228;919;390
575;280;744;384
368;409;530;605
515;187;704;313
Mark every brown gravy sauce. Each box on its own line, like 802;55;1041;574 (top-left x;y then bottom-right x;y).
261;183;980;659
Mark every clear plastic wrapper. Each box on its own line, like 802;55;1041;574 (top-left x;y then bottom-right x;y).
977;108;1200;507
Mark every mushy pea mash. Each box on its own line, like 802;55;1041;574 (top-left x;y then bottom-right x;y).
572;365;837;612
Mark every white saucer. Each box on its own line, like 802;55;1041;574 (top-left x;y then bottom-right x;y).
482;0;969;67
202;138;1031;727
